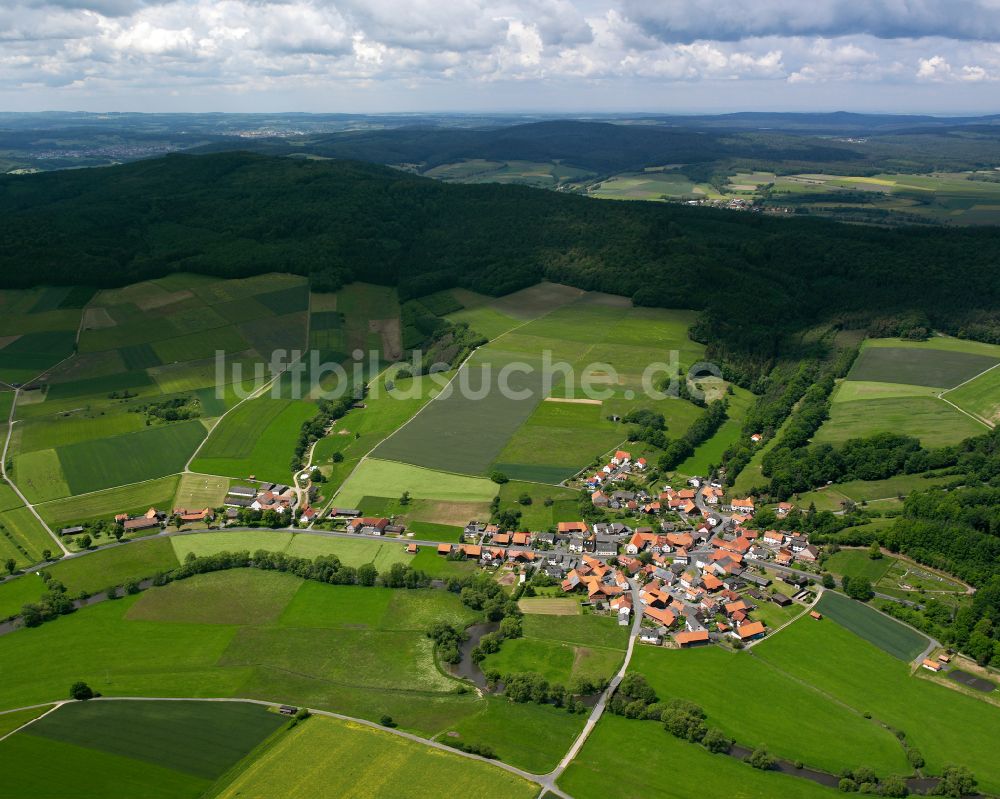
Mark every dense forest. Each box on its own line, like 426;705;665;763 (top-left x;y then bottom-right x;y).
3;151;1000;373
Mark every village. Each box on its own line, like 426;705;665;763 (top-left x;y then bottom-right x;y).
58;449;826;650
422;449;824;649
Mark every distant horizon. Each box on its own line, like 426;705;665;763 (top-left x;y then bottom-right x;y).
3;108;999;118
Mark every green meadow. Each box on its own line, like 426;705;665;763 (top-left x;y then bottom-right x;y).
813;338;999;447
559;714;839;799
436;697;586;774
755;617;1000;794
944;364;1000;425
630;645;909;776
0;536;181;618
0;571;484;736
191;396;316;482
482;613;627;689
36;475;180;528
214;715;537;799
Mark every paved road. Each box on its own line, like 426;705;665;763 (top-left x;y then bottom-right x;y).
538;577;643;796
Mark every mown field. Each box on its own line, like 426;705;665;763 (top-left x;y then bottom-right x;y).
332;458;498;511
813;591;929;661
214;715;537;799
376;286;706;484
191;395;317;483
0;699;286;799
813;338;999;448
630;645;909;776
943;364;1000;426
35;475;180;528
755;617;1000;794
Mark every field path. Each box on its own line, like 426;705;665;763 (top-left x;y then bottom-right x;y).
0;696;568;795
937;360;999;429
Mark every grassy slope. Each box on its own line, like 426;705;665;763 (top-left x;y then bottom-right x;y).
814;591;929;661
560;715;839;799
755;618;1000;794
630;646;908;776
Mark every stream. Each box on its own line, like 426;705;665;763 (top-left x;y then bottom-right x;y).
448;621;499;688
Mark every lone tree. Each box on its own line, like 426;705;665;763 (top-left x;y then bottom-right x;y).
4;558;16;575
70;681;94;700
746;746;776;770
357;563;378;586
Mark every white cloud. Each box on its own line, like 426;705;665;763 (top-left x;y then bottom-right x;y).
0;0;998;109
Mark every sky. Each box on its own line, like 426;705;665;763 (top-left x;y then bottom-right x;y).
2;0;1000;113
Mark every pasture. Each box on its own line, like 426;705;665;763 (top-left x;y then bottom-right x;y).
0;536;181;618
497;481;580;529
559;715;838;799
438;697;586;774
795;471;960;511
756;617;1000;794
823;550;897;583
813;591;929;661
214;716;537;799
483;613;627;688
172;473;229;510
0;571;486;736
630;645;908;776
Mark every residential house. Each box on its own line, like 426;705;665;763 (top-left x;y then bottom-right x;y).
611;450;631;466
797;544;819;562
558;521;589;535
594;536;618;557
346;517;389;534
763;530;785;547
729;497;756;515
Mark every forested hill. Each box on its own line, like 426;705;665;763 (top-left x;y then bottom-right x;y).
191;120;861;173
3;151;1000;360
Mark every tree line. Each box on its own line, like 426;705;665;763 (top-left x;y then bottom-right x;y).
3;152;1000;377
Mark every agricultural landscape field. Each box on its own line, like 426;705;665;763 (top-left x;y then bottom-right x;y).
0;265;998;798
